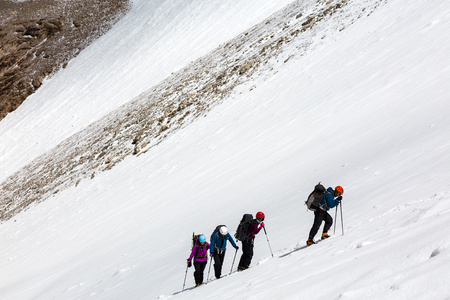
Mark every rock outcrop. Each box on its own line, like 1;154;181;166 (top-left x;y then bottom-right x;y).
0;0;130;120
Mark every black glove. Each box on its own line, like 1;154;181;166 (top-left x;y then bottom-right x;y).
187;260;192;268
234;245;239;250
336;196;342;202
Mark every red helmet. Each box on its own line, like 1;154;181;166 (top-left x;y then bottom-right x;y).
335;186;344;195
256;212;265;220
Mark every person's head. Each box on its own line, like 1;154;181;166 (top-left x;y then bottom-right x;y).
199;234;206;244
219;226;228;236
256;211;265;222
334;186;344;197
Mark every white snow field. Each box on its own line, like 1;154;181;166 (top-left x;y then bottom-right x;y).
1;0;450;299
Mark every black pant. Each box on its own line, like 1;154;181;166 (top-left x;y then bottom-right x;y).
308;207;333;240
238;238;254;269
193;261;207;284
213;252;225;278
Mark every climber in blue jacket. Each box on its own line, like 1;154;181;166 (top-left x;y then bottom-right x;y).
210;226;238;279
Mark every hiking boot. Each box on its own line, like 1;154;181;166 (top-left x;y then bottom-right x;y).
195;283;201;287
306;238;316;246
237;266;247;272
321;232;330;240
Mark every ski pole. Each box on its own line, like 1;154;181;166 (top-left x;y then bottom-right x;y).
340;200;344;235
333;205;338;235
230;248;238;275
263;227;274;258
182;263;189;291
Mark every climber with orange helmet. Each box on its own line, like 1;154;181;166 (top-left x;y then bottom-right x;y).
307;186;343;246
237;211;265;271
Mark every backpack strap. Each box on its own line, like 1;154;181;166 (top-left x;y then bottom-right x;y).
319;189;332;210
220;234;227;248
213;233;227;253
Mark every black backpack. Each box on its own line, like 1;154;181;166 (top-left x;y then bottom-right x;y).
305;183;328;211
210;225;228;250
234;214;254;241
210;225;226;241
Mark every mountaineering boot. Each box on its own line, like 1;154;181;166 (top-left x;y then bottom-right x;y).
321;232;330;240
306;238;316;246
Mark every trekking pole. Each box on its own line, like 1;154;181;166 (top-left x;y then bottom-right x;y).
230;248;238;275
207;256;212;282
333;205;338;235
340;200;344;235
263;227;274;258
182;264;189;291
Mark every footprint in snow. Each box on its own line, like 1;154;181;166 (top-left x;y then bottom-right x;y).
113;266;133;277
353;240;376;249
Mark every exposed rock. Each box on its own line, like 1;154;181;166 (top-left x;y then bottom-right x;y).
32;75;44;89
133;145;140;155
0;0;130;121
239;61;255;75
105;155;114;164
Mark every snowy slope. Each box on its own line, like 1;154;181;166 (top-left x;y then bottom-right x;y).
0;0;295;181
1;0;450;299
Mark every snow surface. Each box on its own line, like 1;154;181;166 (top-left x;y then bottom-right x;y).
1;0;450;299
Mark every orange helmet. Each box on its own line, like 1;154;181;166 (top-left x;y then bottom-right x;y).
335;186;344;195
